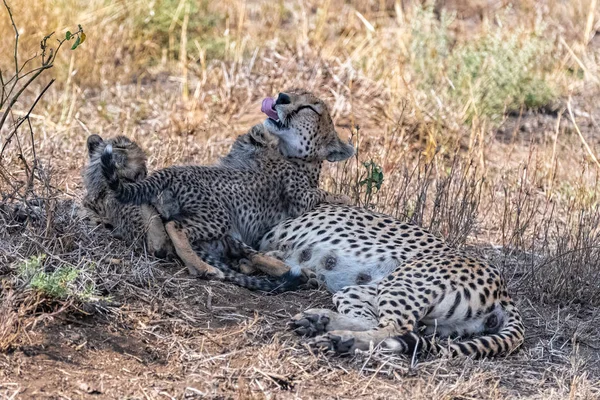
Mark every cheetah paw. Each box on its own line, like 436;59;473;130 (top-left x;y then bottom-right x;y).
325;193;352;205
289;311;330;337
206;268;225;280
309;332;356;354
298;268;320;288
238;258;257;274
189;265;225;280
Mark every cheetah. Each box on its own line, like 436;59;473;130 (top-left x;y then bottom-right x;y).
259;203;524;358
84;135;310;292
101;90;354;287
81;134;174;259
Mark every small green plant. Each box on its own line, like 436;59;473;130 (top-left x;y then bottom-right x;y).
359;160;384;207
17;255;98;301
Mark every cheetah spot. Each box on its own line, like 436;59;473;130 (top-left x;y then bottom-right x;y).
355;272;371;285
299;246;313;263
323;254;337;270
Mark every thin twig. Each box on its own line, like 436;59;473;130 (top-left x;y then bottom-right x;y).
0;79;55;159
3;0;19;77
567;97;600;170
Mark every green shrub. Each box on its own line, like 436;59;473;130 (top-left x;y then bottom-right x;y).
17;255;97;301
408;5;557;122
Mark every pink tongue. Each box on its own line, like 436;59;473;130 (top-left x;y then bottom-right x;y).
261;97;279;120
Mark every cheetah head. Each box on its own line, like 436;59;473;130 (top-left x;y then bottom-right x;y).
261;89;354;163
85;134;148;190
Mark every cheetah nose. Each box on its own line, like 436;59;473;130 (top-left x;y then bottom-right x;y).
276;93;291;105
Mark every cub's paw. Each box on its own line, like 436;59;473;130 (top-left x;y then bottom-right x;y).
189;265;225;280
289;309;331;337
205;268;225;280
238;258;257;275
325;193;352;205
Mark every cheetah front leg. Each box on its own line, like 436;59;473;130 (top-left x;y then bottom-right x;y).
164;221;224;279
309;281;428;355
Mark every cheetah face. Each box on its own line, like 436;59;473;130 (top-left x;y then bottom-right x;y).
86;134;147;183
261;89;354;163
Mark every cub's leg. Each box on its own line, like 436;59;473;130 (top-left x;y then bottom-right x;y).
225;236;291;277
140;204;174;259
290;284;378;337
164;221;224;279
164;199;235;278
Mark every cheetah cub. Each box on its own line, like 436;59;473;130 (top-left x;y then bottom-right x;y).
101;89;354;284
81;134;174;259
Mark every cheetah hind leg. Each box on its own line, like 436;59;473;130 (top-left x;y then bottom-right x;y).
311;282;425;355
236;252;318;287
290;284;378;337
225;236;291;277
237;250;300;277
141;204;175;259
164;221;224;279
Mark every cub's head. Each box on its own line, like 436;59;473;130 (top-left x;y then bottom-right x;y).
261;89;354;163
84;134;147;196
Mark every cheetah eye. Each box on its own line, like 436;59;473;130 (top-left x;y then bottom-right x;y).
296;105;321;116
484;314;499;330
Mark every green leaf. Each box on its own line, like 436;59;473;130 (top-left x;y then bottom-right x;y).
71;35;81;50
66;31;72;40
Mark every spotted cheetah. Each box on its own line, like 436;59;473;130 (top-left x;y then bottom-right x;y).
81;134;174;259
101;90;354;287
259;204;524;358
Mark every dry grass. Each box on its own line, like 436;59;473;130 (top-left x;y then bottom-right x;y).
2;0;600;398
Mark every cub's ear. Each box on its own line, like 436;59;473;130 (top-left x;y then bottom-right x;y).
248;123;278;148
87;134;104;156
326;137;355;162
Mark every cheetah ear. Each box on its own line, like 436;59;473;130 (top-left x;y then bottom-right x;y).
247;124;269;147
87;134;104;156
249;123;278;148
326;137;355;162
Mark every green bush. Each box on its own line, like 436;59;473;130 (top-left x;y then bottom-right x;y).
17;255;97;300
408;6;557;122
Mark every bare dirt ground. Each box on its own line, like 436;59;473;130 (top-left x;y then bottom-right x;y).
1;272;599;399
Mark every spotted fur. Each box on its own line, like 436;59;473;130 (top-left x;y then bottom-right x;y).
260;204;524;358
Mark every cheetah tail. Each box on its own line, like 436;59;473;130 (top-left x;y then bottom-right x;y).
195;248;302;293
389;301;525;359
100;144;122;192
100;145;158;205
222;270;302;293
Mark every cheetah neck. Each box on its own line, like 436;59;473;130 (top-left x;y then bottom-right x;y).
290;159;323;187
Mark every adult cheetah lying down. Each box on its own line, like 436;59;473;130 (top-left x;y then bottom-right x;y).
260;204;524;358
100;90;354;289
